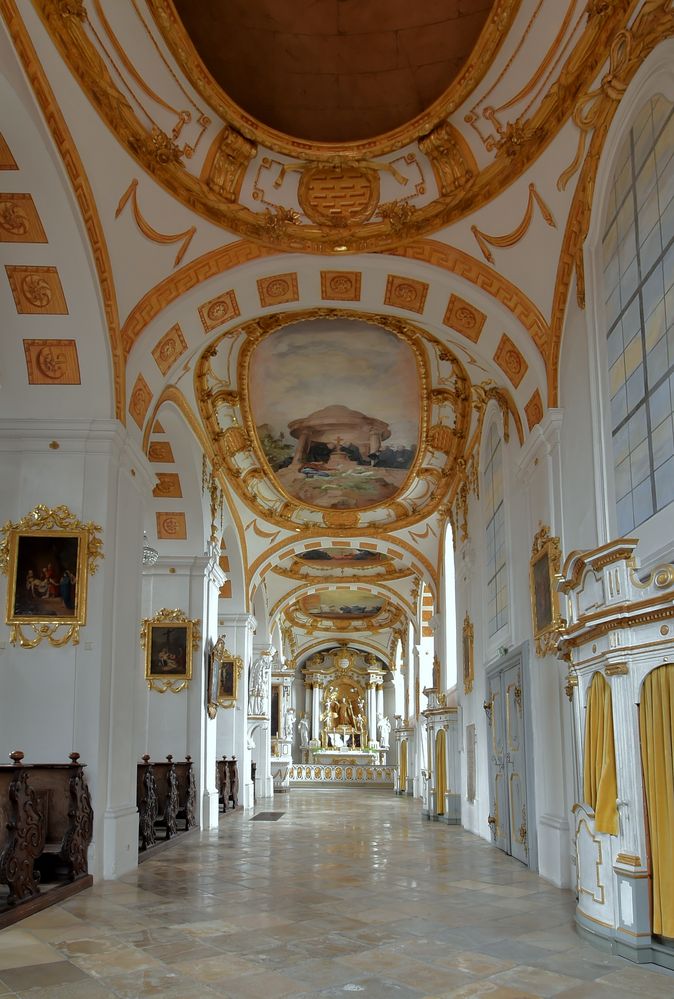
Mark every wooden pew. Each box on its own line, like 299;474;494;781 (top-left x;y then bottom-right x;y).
150;756;179;841
227;757;239;809
216;755;230;812
0;751;44;906
137;755;158;851
31;752;93;884
174;756;197;831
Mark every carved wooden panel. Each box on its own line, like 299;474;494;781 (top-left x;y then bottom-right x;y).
320;270;361;301
443;293;486;342
23;340;81;385
152;323;187;375
494;333;528;389
0;194;47;243
6;265;68;315
198;289;240;333
156;512;187;540
257;273;299;308
525;388;544;430
128;373;153;429
384;274;428;314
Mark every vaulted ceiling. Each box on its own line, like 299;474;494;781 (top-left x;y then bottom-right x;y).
1;0;669;668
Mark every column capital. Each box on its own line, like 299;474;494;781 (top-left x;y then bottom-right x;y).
218;612;257;633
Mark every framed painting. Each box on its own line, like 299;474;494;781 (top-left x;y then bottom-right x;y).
0;504;103;647
206;643;220;719
211;635;242;708
462;613;474;695
141;609;200;693
529;525;563;656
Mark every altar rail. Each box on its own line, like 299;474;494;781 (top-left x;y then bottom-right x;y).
289;763;396;786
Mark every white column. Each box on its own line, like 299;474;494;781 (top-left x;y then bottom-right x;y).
217;613;256;808
311;683;321;739
367;685;377;742
376;684;384;720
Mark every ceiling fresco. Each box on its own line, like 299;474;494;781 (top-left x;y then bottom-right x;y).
297;548;391;566
249;319;420;511
171;0;498;143
300;590;383;620
7;0;673;670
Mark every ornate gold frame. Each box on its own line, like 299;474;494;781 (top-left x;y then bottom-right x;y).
213;635;243;708
141;608;200;692
529;525;563;657
0;504;103;648
463;613;474;695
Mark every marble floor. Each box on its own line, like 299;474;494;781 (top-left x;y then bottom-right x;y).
0;790;672;999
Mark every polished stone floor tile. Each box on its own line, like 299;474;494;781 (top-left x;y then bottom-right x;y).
1;790;673;998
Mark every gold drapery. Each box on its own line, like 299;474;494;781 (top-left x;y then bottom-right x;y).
640;665;674;938
399;739;407;788
436;728;447;816
583;672;619;836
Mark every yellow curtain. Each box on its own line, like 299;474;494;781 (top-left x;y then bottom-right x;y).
640;665;674;938
399;739;407;789
583;672;619;835
435;728;446;816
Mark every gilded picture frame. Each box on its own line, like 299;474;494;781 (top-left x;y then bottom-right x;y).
529;525;563;656
0;504;103;648
212;635;242;708
463;613;474;695
141;608;200;693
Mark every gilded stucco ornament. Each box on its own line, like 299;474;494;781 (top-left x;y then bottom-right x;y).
30;0;636;254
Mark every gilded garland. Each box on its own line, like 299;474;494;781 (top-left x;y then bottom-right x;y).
0;504;103;648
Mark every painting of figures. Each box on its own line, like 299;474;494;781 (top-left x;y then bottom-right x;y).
10;533;81;621
300;589;384;619
148;624;189;678
249;318;420;510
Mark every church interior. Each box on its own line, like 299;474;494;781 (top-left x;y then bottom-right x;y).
1;0;674;995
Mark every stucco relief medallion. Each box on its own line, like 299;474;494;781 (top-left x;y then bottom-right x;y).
248;319;421;512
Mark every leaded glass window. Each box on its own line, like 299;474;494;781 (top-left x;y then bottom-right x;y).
484;423;508;637
602;96;674;534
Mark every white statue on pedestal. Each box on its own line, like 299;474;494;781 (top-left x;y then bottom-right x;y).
377;713;391;750
248;650;272;716
284;706;296;741
298;714;310;748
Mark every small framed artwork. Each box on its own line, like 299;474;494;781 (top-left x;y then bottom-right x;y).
141;609;200;693
529;525;563;656
212;635;242;708
462;613;474;695
206;643;220;719
0;504;103;647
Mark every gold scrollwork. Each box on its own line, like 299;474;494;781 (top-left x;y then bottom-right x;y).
0;504;103;648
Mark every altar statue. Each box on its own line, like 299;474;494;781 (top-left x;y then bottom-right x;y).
284;706;296;741
298;713;310;748
377;713;391;750
248;650;272;716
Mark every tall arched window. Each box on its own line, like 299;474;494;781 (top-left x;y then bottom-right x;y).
602;95;674;534
484;422;508;637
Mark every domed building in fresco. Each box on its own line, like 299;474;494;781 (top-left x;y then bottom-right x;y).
1;0;674;989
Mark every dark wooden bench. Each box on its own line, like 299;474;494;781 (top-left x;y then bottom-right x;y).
137;755;196;850
137;755;158;851
0;752;44;906
216;756;239;811
31;753;93;884
174;756;197;831
215;755;230;812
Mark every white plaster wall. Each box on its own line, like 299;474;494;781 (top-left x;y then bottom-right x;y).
0;421;151;878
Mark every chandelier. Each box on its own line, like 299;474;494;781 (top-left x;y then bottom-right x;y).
142;532;159;566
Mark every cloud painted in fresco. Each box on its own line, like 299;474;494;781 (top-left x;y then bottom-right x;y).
249;319;419;446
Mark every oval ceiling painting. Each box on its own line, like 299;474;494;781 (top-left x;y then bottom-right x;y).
300;590;384;619
249;319;420;511
297;548;391;567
